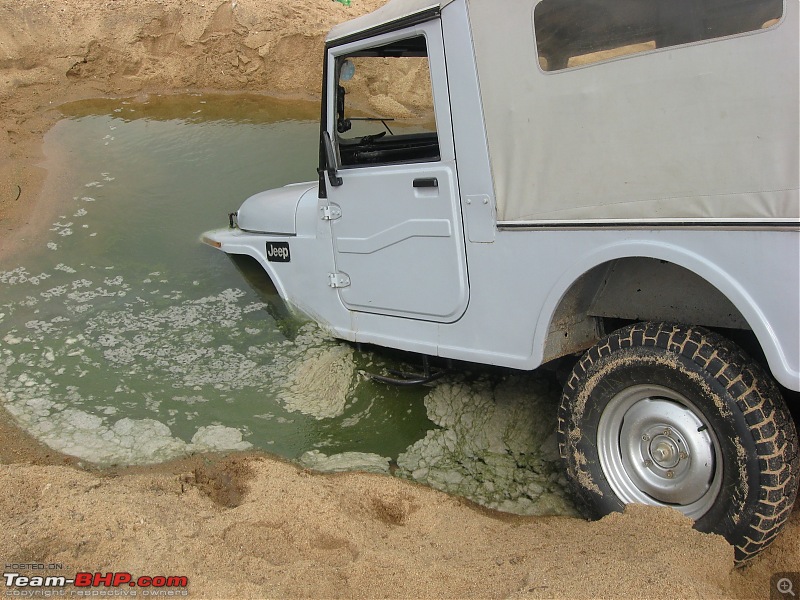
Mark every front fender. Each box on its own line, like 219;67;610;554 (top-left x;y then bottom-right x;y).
201;228;291;301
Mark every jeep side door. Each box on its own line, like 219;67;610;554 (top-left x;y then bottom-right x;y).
323;22;469;323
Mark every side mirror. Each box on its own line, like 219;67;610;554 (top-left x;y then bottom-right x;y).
336;85;351;134
322;131;343;187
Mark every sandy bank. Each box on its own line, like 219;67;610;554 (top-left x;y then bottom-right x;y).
4;453;798;599
0;0;797;597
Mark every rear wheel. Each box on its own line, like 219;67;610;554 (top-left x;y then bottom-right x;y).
557;322;798;563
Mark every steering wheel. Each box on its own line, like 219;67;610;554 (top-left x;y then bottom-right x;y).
361;131;386;145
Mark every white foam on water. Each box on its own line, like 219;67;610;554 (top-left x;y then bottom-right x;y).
6;277;274;457
171;395;209;406
281;345;354;420
40;285;68;299
0;265;278;464
191;425;252;452
272;324;355;420
299;450;391;474
340;399;375;429
397;374;577;516
3;374;251;465
1;268;51;285
6;397;217;466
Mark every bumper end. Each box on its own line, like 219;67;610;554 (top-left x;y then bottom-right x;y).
201;234;223;249
200;228;235;250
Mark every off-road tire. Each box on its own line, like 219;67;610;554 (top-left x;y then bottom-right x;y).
557;322;798;563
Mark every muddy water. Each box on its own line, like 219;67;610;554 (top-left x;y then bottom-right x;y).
0;94;575;516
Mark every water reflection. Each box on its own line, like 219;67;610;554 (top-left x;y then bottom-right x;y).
58;93;321;124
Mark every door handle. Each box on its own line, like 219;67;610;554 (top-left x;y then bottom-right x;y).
413;177;438;188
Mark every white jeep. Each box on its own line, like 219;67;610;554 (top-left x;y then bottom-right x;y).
204;0;799;561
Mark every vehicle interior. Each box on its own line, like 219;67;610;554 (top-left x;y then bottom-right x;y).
334;35;441;168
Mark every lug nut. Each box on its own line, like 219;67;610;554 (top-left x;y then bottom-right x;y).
679;451;688;460
642;434;650;441
666;470;674;479
644;459;653;467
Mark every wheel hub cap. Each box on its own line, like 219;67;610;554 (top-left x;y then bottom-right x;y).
649;435;681;469
598;385;721;518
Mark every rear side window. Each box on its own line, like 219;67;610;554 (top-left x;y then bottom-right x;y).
534;0;784;72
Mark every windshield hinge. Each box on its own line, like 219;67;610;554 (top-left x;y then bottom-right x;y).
328;272;351;289
320;203;342;221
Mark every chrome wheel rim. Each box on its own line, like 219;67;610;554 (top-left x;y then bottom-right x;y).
597;384;722;519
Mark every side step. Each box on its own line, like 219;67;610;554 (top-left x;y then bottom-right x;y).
367;355;446;386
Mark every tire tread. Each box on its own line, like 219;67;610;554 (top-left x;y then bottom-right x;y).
558;322;799;564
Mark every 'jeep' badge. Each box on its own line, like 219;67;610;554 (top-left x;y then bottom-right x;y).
266;242;290;262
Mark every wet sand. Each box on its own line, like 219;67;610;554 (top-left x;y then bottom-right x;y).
0;0;797;597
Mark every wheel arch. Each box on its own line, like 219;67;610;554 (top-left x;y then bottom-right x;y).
533;240;798;390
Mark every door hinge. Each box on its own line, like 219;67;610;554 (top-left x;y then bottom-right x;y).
328;272;351;288
320;204;342;221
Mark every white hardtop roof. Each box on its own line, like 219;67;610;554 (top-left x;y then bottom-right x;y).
327;0;798;223
327;0;453;43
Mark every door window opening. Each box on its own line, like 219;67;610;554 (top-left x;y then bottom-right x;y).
334;35;440;167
